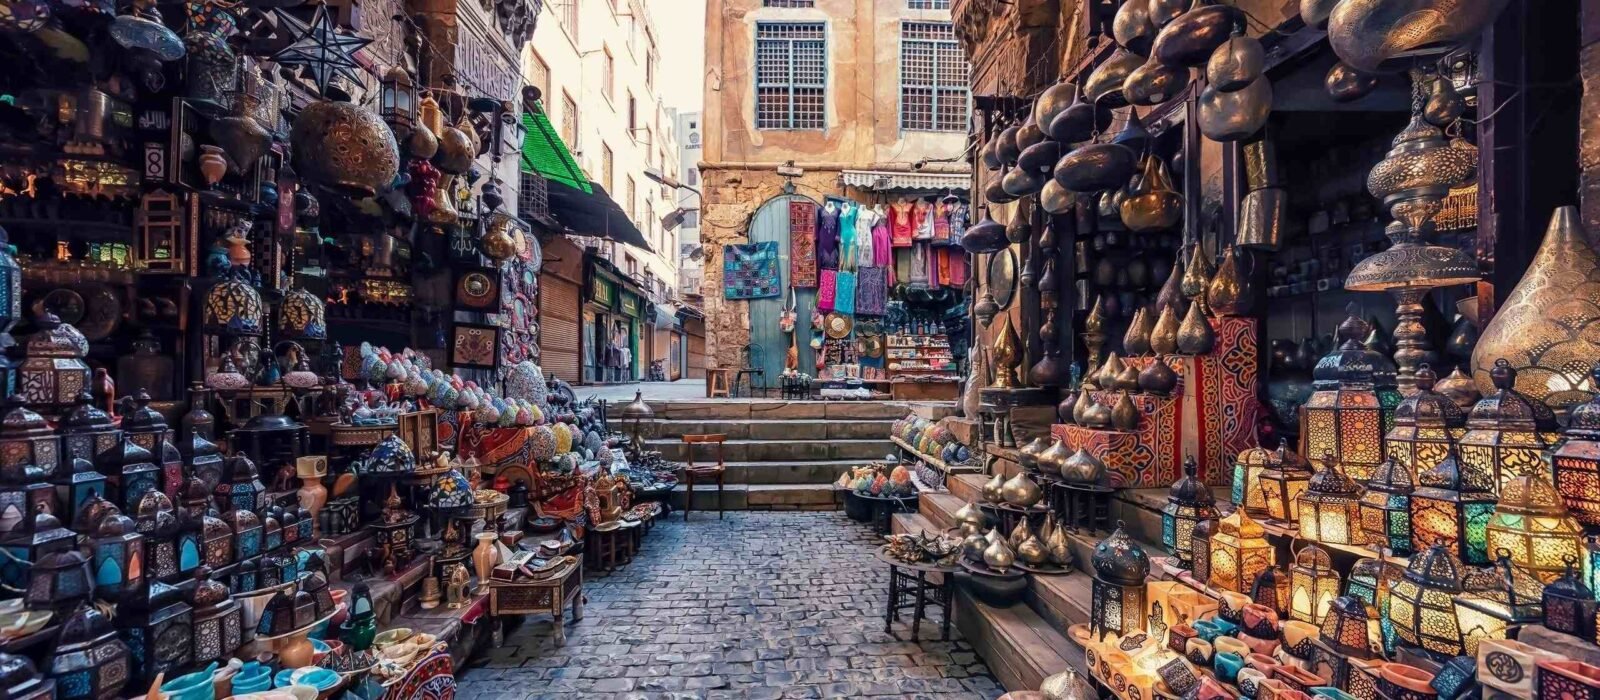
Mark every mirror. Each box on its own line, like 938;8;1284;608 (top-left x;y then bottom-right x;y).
989;248;1018;310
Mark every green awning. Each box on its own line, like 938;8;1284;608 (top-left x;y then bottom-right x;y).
521;106;589;193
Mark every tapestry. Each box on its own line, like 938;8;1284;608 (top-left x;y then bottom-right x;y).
834;270;857;314
789;201;818;288
856;266;888;315
817;269;837;311
723;242;781;299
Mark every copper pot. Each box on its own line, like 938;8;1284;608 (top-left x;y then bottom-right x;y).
1085;49;1144;107
1054;142;1137;193
1114;0;1157;56
1050;94;1112;143
1325;62;1380;103
1120;156;1183;232
290;100;401;198
1153;3;1242;68
1198;76;1271;142
1124;58;1190;107
1329;0;1512;72
1034;82;1079;132
1207;34;1264;92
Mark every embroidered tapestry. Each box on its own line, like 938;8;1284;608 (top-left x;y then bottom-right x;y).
723;242;782;300
789;200;818;288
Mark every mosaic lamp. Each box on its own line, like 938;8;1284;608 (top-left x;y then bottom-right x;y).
1552;361;1600;526
1251;565;1292;616
1289;544;1342;624
1297;451;1365;546
1484;474;1584;584
202;267;265;336
1210;508;1273;594
1301;307;1385;482
1409;441;1494;565
1390;544;1468;658
188;566;241;666
24;549;92;613
1386;365;1466;474
1319;595;1377;659
1359;458;1414;554
1259;438;1311;522
1458;359;1557;497
134;490;184;580
1090;523;1150;641
1542;556;1596;642
1191;518;1215;585
75;497;142;597
1452;550;1544;657
57;390;117;469
1162;457;1218;568
16;313;91;416
1231;437;1275;517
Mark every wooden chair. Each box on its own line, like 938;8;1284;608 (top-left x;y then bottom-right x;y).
733;344;767;398
706;368;731;398
681;434;727;520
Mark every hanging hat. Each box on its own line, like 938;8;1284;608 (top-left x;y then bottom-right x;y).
824;313;854;339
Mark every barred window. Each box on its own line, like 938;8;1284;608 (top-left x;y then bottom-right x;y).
755;22;827;130
560;91;579;148
762;0;814;6
908;0;952;8
900;21;969;131
602;144;614;193
529;51;550;104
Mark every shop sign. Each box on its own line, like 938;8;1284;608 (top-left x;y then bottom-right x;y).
620;291;640;318
591;276;614;307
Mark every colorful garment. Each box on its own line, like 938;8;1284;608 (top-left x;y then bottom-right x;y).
936;247;952;286
913;201;933;240
894;248;912;285
789;200;818;288
948;250;969;287
948;201;968;248
834;270;857;314
856;266;888;315
855;206;878;270
816;202;841;270
871;213;892;267
889;202;914;247
838;201;858;271
909;243;929;288
933;201;951;244
817;269;837;311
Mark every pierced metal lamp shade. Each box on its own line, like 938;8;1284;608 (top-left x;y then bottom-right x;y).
1553;361;1600;525
1231;440;1274;517
1259;441;1311;522
1210;509;1273;593
1297;453;1365;546
1484;475;1584;584
1542;557;1596;641
1410;443;1495;565
1302;310;1384;482
1319;595;1376;659
1090;524;1150;640
1389;545;1467;658
1452;552;1544;657
1289;545;1341;624
1458;359;1557;497
1359;458;1413;554
1385;366;1466;474
1162;457;1217;567
202;273;265;336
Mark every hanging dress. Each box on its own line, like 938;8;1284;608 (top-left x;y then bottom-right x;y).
816;201;841;271
837;201;859;271
890;201;914;247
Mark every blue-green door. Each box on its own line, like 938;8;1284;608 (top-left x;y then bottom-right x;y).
747;195;820;381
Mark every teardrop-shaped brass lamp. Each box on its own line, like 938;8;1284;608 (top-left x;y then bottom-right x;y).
1082;399;1114;429
1002;166;1045;197
996;124;1023;165
1206;33;1264;92
1085;49;1145;107
1151;304;1181;355
1120;156;1184;231
1055;143;1137;193
1099;351;1127;390
961;213;1009;255
1181;245;1215;301
1002;471;1045;509
1325;62;1380;103
1116;362;1142;391
1017;534;1050;566
1153;3;1242;67
1198;77;1272;142
1019;141;1063;174
1123;307;1152;355
1073;387;1095;424
1035;82;1079;132
982;473;1006;503
983;530;1016;571
1329;0;1512;73
1208;246;1254;316
1177;301;1217;355
1111;390;1140;431
1114;0;1157;56
1124;58;1190;107
1300;0;1339;29
1139;354;1179;395
1156;249;1187;313
1041;179;1075;215
1148;0;1187;27
1051;95;1113;143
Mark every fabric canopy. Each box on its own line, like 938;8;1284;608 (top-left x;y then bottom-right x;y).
521;107;589;193
546;179;654;254
840;169;970;192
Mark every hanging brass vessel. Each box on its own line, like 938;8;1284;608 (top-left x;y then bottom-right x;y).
1019;141;1062;174
1147;0;1187;27
1085;49;1145;107
1423;75;1467;127
1153;2;1242;67
1150;304;1180;355
1002;471;1045;508
1207;247;1254;316
1198;77;1272;142
1177;301;1217;355
209;97;271;175
982;473;1006;503
481;211;522;263
1329;0;1512;73
1113;0;1157;56
1035;82;1079;132
997;125;1023;165
991;315;1022;389
1120;156;1184;231
425;174;461;226
1116;363;1141;391
1365;106;1478;227
1016;117;1046;151
1124;58;1189;107
1139;354;1179;395
1472;206;1600;411
433;121;476;175
1055;143;1137;193
1051;94;1113;143
1123;307;1153;355
1111;391;1140;431
1017;534;1049;566
1326;62;1380;103
1041;179;1074;215
1003;166;1046;197
1207;34;1264;92
981;138;1002;171
983;530;1016;571
1238;187;1287;250
1181;245;1214;301
407;123;439;160
290;100;401;198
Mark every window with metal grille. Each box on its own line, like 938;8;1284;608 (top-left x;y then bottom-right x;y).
900;21;969;131
762;0;813;6
602;144;614;192
626;176;637;224
603;49;615;101
553;0;578;38
529;51;550;103
519;170;549;220
755;22;826;130
907;0;951;8
560;91;578;148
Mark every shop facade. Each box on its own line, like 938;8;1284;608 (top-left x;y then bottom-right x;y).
581;251;648;384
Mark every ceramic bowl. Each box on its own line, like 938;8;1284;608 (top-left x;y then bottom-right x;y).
372;628;414;650
275;667;338;692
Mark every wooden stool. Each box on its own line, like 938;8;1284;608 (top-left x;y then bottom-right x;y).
706;369;731;398
681;434;727;520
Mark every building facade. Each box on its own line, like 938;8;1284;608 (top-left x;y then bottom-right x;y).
700;0;973;371
672;109;704;298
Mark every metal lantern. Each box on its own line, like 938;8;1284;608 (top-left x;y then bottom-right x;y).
0;460;55;532
1231;439;1274;517
1319;595;1376;659
1411;441;1495;565
1553;361;1600;525
279;285;326;340
1302;310;1385;482
0;512;74;589
200;510;231;569
619;390;654;456
59;390;119;468
16;313;91;416
202;268;265;337
25;549;93;612
1458;359;1557;496
1162;457;1218;567
1346;558;1385;606
135;490;183;580
1260;439;1312;522
379;65;416;133
0;225;19;394
1290;544;1342;624
1386;365;1465;473
97;435;160;514
1252;566;1292;616
48;605;132;700
183;434;225;495
215;454;265;514
1452;551;1544;657
262;508;282;552
1191;518;1214;585
1090;524;1150;640
0;396;61;476
76;498;143;597
119;391;182;501
1297;452;1365;546
188;568;241;666
1389;545;1467;658
1359;458;1414;554
117;579;194;688
1210;509;1274;593
223;508;262;561
1543;557;1596;641
1485;474;1585;584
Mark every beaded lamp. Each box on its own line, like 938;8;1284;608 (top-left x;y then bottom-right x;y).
1542;556;1596;642
1458;359;1556;496
1359;458;1414;554
1302;307;1385;482
1410;442;1495;565
1485;474;1584;584
1162;457;1218;568
1297;452;1365;546
1289;545;1342;624
1231;438;1274;517
16;313;91;416
1090;524;1150;641
1553;362;1600;526
1452;551;1544;657
1389;545;1468;658
57;390;117;468
1385;365;1465;474
1210;509;1274;593
1259;439;1311;522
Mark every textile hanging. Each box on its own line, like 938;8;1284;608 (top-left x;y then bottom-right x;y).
789;201;818;288
948;251;969;287
834;270;857;314
818;269;837;311
908;243;930;288
856;266;888;315
723;242;782;300
936;247;952;287
894;248;912;285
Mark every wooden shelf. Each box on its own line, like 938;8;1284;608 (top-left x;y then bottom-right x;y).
891;435;981;474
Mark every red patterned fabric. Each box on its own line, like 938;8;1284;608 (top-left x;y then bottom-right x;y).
789;201;818;288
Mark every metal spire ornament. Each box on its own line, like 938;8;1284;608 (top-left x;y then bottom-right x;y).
270;4;371;96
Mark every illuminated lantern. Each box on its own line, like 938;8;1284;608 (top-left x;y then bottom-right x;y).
1553;363;1600;526
1319;595;1376;659
1385;365;1465;474
1347;557;1404;655
1542;557;1596;641
1210;509;1273;593
1251;566;1291;616
1162;457;1218;568
1289;545;1341;624
202;267;265;336
379;65;417;134
1302;308;1385;482
58;390;118;468
1410;443;1495;565
1389;545;1467;658
1232;438;1274;517
1191;519;1214;585
1485;474;1584;584
1259;439;1311;522
1359;458;1413;554
0;396;60;476
1297;452;1364;546
1458;359;1556;496
1090;524;1150;640
16;313;91;416
76;496;142;597
1452;551;1544;657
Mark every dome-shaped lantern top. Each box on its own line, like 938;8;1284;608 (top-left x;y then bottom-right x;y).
1092;523;1150;586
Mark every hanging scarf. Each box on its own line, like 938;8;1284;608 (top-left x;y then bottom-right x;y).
834;270;857;315
856;266;888;316
818;269;837;311
789;200;818;288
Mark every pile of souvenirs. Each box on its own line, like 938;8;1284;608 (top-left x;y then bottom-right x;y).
836;462;918;498
882;530;963;568
893;414;975;465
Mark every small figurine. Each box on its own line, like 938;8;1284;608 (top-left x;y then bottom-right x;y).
445;564;469;608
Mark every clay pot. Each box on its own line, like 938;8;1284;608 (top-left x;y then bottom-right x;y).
199;145;228;188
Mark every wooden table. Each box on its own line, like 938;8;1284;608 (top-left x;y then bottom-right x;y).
487;558;585;645
875;548;956;642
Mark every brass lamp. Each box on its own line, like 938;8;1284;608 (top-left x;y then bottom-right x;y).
1319;595;1377;659
1297;452;1365;546
1410;442;1495;565
1259;439;1311;522
1191;519;1215;585
1289;544;1341;624
1452;550;1544;657
1210;509;1274;593
1458;359;1557;496
1302;308;1385;482
1389;544;1467;658
1552;360;1600;526
1252;565;1292;616
1385;365;1465;474
1231;438;1274;517
1542;556;1596;641
1090;524;1150;641
1484;474;1584;584
1359;458;1414;554
619;390;654;456
1162;457;1218;568
16;313;92;416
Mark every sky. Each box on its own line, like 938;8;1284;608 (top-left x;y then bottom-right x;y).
648;0;706;113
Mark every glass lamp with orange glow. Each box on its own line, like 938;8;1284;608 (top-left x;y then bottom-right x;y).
1259;439;1312;523
1319;595;1377;659
1289;544;1341;624
1409;442;1495;565
1360;458;1414;554
1297;452;1365;546
1484;474;1585;584
1090;524;1150;641
1301;307;1385;482
1458;359;1557;496
1385;365;1465;474
1252;566;1292;616
1452;549;1544;657
1232;438;1274;517
1210;508;1274;594
1552;361;1600;526
1389;544;1468;658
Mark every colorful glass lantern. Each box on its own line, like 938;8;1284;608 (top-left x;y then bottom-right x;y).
1458;359;1556;496
1302;309;1385;482
1163;457;1218;568
174;509;202;576
262;507;282;552
0;459;52;533
1319;595;1376;658
279;285;326;340
119;391;182;500
215;454;265;514
201;512;231;570
1543;556;1596;641
222;509;262;560
1252;566;1292;615
117;579;194;687
1259;439;1312;522
1360;458;1414;554
76;497;142;597
379;65;416;133
25;549;92;612
1390;545;1467;658
202;268;265;336
1210;509;1274;593
1290;545;1342;624
1386;366;1466;474
16;313;91;416
188;567;241;666
53;457;107;520
1346;558;1384;606
1453;551;1544;657
1486;474;1585;584
59;390;119;469
1554;361;1600;526
1191;519;1214;585
1411;443;1495;565
1298;452;1365;546
0;511;73;589
1090;524;1150;640
228;559;258;595
1232;439;1275;517
0;397;60;476
48;605;131;700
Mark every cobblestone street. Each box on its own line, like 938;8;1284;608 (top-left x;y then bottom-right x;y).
459;511;1002;699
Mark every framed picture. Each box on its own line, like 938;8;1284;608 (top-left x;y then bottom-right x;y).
449;322;500;370
454;267;502;311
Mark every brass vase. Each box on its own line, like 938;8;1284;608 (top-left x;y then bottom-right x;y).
1115;362;1141;391
1098;351;1127;389
1138;354;1179;395
1017;534;1049;566
1040;439;1074;474
1120;156;1184;231
1156;248;1188;313
1082;399;1113;429
982;473;1006;503
1207;247;1254;316
1151;305;1181;355
1010;517;1032;549
1072;389;1095;424
1472;206;1600;411
1181;245;1215;301
1002;472;1044;508
992;315;1023;389
1177;301;1217;355
1124;307;1154;355
983;530;1017;571
1111;390;1139;431
1046;523;1073;566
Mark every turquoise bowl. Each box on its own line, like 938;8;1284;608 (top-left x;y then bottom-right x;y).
1213;652;1245;684
275;667;339;692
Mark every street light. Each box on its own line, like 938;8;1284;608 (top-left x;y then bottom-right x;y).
662;207;699;231
644;167;701;196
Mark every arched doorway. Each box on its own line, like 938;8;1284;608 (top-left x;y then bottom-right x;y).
746;194;820;381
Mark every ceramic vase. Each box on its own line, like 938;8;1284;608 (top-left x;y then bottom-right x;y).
199;145;228;188
472;532;499;590
297;459;328;538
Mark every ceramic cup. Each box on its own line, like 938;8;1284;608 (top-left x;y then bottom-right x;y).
1220;592;1252;623
1242;603;1280;639
1214;636;1250;658
1281;621;1320;660
1186;638;1214;666
1215;652;1246;684
1237;668;1268;698
1240;632;1279;656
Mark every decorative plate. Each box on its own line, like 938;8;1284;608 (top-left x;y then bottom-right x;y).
78;285;122;341
824;312;853;339
454;268;500;310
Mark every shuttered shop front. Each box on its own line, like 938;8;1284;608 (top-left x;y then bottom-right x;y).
539;276;581;384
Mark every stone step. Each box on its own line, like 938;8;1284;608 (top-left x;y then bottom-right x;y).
644;418;896;441
667;483;840;511
648;437;895;463
949;473;987;504
919;492;965;531
954;586;1086;692
645;400;917;421
723;459;879;485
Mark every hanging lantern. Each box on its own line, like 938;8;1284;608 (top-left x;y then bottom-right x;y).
1251;566;1292;616
1319;595;1376;659
1386;365;1466;473
1552;361;1600;526
1359;458;1414;554
202;269;265;337
1485;474;1585;583
1162;457;1218;568
0;511;74;589
0;396;61;477
1259;439;1311;522
1210;509;1274;593
279;285;327;340
378;65;416;134
1390;544;1468;658
1231;438;1274;517
1297;452;1365;546
1452;551;1544;657
48;605;132;700
1090;524;1150;640
75;496;142;597
1289;544;1342;624
1543;557;1596;641
1302;308;1385;482
16;313;91;416
1410;443;1495;565
188;567;241;666
1191;519;1214;585
1458;359;1557;496
58;390;119;468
